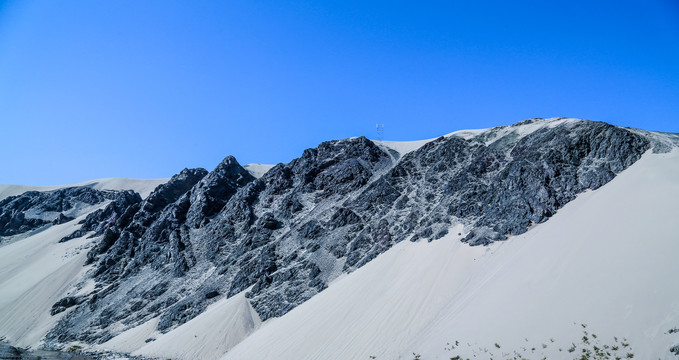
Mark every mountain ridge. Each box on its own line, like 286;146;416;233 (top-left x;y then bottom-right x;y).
1;117;677;359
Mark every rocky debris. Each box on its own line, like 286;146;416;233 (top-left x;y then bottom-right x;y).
0;187;136;240
60;191;142;243
40;119;676;347
0;343;23;360
52;213;75;225
0;341;153;360
0;342;89;360
670;326;679;357
51;296;84;315
0;212;47;238
671;344;679;356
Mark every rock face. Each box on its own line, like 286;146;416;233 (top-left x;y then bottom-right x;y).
59;190;142;243
2;118;675;348
0;343;23;360
0;187;135;240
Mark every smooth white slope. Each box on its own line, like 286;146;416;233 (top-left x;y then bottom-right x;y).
371;138;438;156
222;149;679;360
243;164;275;179
99;291;261;360
0;177;169;200
0;208;104;347
134;291;260;360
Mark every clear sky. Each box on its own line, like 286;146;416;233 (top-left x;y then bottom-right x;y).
1;0;678;185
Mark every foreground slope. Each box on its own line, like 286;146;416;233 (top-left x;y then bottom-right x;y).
222;148;679;360
0;203;108;347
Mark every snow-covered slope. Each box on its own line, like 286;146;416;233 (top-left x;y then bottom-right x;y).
0;177;169;201
221;148;679;360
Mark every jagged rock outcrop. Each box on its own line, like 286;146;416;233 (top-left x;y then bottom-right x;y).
60;190;142;243
372;120;651;245
0;187;134;240
25;118;676;347
86;167;210;278
0;343;25;360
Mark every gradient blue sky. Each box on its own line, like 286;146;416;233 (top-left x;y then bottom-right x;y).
1;0;678;185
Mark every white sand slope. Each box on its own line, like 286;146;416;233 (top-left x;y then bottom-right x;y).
0;177;169;200
135;291;260;360
371;117;582;156
221;148;679;360
243;164;275;179
0;207;104;347
99;317;161;354
371;138;438;156
1;129;676;359
99;290;261;360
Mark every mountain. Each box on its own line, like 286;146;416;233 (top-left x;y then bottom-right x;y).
0;118;677;359
0;178;170;202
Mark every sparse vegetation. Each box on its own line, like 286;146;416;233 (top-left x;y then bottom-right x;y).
441;324;634;360
367;324;640;360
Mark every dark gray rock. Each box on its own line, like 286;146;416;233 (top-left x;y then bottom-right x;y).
60;190;141;243
85;168;208;276
0;343;22;360
0;187;137;240
50;296;82;316
41;119;677;348
52;213;75;225
184;156;255;228
671;344;679;356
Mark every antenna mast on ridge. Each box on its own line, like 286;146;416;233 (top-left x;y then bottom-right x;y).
376;123;384;141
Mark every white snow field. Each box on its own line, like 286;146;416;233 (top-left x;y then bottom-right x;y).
219;148;679;360
0;177;169;201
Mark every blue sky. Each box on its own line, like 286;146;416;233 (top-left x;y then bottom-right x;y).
1;0;678;185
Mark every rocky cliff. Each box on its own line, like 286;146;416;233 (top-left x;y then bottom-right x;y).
2;118;676;349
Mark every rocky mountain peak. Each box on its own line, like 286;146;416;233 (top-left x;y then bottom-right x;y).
185;156;255;228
